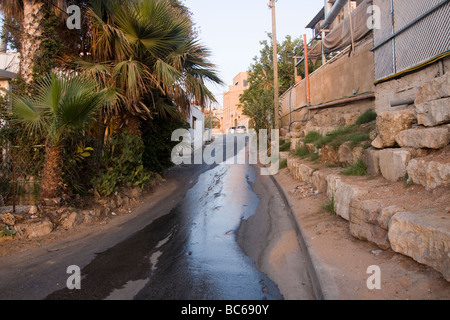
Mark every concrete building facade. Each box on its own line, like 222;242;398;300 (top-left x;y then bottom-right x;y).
222;72;250;132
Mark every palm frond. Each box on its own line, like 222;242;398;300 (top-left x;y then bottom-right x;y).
10;93;49;135
12;72;107;144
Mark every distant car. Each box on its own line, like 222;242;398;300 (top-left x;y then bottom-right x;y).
236;126;247;134
229;126;236;134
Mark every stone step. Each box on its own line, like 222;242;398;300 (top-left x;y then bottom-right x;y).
349;199;405;250
285;156;450;281
395;127;450;149
406;148;450;190
388;209;450;281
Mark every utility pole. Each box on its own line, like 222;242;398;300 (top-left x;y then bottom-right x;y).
269;0;279;130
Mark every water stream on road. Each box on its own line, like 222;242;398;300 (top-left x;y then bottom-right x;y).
134;161;282;300
46;138;283;300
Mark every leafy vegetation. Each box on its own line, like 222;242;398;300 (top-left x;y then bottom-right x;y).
302;131;322;144
355;109;378;125
293;146;310;158
279;158;288;169
340;158;368;176
141;115;190;174
0;225;16;238
91;132;151;197
240;34;321;131
1;0;223;203
279;141;291;152
322;196;335;214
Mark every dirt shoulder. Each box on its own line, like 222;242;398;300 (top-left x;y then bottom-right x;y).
273;167;449;300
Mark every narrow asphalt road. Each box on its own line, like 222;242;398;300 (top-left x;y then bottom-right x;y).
0;134;315;300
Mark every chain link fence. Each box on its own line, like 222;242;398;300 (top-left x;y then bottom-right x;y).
373;0;450;82
0;122;45;212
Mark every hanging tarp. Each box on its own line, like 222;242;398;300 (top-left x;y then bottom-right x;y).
308;0;372;62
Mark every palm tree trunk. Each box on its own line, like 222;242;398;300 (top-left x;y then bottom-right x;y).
120;110;142;136
40;143;63;199
20;0;44;84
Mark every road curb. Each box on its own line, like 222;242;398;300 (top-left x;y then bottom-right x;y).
269;173;342;300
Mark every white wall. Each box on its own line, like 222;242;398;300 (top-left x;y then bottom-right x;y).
188;104;206;149
0;53;19;73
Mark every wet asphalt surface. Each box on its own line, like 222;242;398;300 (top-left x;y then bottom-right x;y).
45;135;284;300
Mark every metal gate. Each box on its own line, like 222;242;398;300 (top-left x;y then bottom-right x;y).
373;0;450;82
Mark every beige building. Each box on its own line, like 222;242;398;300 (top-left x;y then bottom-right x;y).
222;72;250;132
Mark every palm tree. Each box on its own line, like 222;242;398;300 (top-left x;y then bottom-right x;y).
0;0;68;84
11;72;108;198
81;0;223;135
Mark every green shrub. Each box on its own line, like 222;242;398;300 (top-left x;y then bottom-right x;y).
0;225;17;237
347;132;371;147
313;127;352;148
91;132;151;197
62;137;97;195
280;141;291;151
303;131;323;144
309;152;319;162
314;126;371;148
341;158;367;176
141;115;190;174
294;146;310;158
355;109;378;125
322;196;335;214
279;158;288;169
326;163;340;168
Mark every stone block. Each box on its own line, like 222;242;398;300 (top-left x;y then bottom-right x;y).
287;157;300;171
1;213;15;226
415;73;450;105
320;145;339;164
326;174;342;201
388;209;450;281
350;201;405;250
378;148;411;182
416;97;450;127
395;127;449;149
372;110;417;148
311;170;328;194
327;176;364;221
338;142;365;166
349;199;388;249
295;164;314;184
290;138;304;152
280;152;289;162
364;147;380;176
407;159;450;190
305;143;316;153
61;212;84;229
23;219;53;239
291;122;302;132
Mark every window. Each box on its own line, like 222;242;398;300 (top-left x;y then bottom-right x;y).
243;79;248;87
192;116;197;129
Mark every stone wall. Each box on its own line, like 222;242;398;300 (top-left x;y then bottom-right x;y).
374;56;450;114
280;36;375;132
286;157;450;281
370;72;450;189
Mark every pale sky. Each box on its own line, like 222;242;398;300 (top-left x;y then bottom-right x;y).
0;1;325;108
185;0;324;108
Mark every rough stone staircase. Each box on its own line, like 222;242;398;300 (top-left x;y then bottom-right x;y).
283;73;450;282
